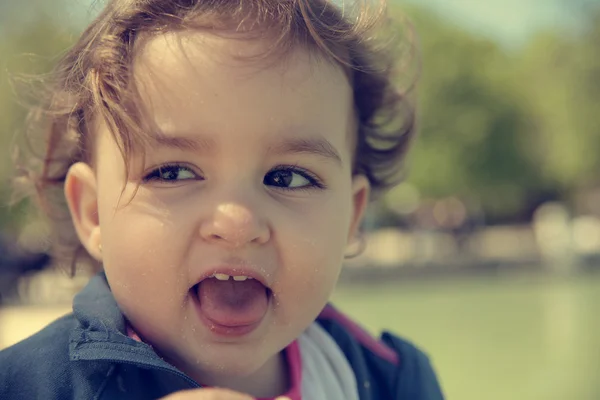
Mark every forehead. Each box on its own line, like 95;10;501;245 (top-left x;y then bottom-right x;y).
132;28;347;82
129;29;354;134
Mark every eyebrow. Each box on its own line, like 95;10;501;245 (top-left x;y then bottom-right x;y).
149;129;342;165
268;137;342;165
149;131;216;152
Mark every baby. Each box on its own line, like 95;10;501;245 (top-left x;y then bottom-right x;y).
0;0;444;399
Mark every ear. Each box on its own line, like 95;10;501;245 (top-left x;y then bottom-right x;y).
347;174;370;244
64;162;102;261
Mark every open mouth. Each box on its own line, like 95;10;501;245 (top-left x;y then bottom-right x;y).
191;273;272;336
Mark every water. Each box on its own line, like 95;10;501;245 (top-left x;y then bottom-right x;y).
2;272;598;399
332;272;600;400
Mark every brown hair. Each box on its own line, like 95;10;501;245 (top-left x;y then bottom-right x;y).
15;0;418;270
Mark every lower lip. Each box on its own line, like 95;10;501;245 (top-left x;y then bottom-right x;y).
191;289;267;338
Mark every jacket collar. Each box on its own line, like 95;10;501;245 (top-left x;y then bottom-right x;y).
72;271;125;335
68;273;192;379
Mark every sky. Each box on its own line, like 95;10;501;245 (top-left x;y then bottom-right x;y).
0;0;583;49
86;0;582;48
401;0;581;48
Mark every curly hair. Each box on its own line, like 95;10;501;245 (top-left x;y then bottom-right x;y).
15;0;418;270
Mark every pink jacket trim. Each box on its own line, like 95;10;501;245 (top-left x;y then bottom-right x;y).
319;304;399;365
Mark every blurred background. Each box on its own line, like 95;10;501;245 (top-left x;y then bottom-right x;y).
1;0;599;399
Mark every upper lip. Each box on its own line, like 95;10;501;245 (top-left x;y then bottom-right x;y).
191;264;271;289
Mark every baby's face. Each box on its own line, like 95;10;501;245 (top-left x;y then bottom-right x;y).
89;31;368;385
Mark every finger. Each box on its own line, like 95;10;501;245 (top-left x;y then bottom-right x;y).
159;387;255;400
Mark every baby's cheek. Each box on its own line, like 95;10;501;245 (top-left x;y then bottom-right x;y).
101;214;190;313
276;243;342;320
105;248;185;342
105;209;186;264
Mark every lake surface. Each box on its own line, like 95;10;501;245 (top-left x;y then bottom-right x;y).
332;272;600;400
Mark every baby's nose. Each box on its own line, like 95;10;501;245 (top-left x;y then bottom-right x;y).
199;203;270;247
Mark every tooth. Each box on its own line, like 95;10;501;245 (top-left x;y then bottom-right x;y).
233;276;248;281
214;273;230;281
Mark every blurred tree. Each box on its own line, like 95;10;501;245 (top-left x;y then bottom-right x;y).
389;5;542;222
519;6;600;195
383;3;600;223
0;2;74;233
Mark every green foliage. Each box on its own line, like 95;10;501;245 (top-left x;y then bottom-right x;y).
385;4;600;221
0;5;74;233
517;10;600;192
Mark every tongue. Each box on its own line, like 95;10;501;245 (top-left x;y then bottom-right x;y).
197;278;268;327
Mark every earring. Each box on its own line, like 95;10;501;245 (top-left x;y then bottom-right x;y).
98;243;102;253
344;234;366;260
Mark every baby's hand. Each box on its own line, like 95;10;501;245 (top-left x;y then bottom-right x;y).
159;388;254;400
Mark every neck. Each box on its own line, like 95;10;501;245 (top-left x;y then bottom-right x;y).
187;350;289;398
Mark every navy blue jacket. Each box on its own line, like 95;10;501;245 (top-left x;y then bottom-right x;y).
0;274;444;399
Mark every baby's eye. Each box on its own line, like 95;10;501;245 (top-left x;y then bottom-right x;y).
263;166;324;190
143;164;199;183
